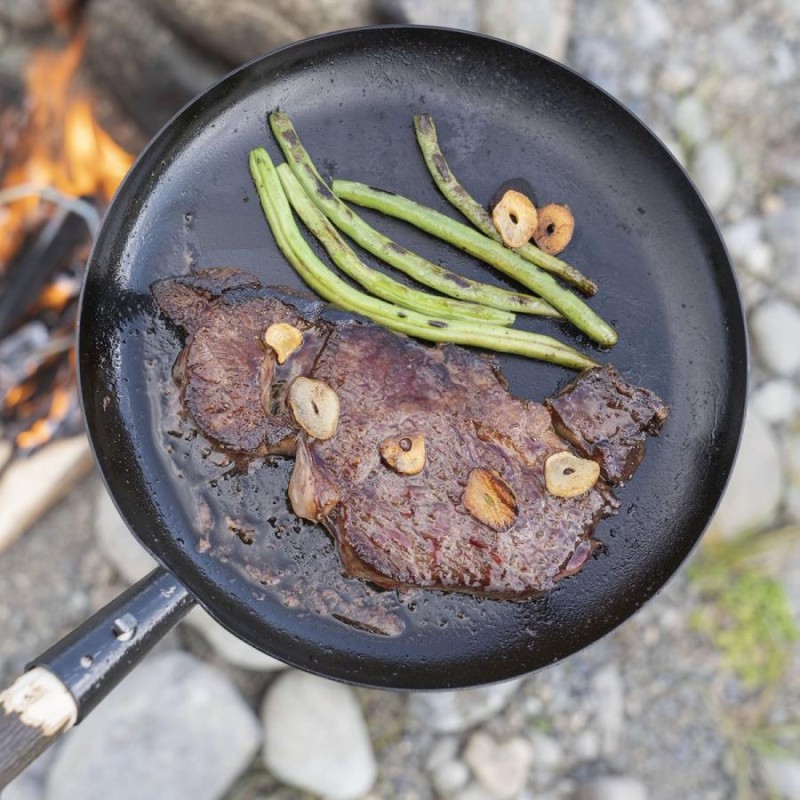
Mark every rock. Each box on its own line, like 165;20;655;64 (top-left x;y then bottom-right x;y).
591;665;625;756
454;784;497;800
674;94;711;146
709;409;782;540
751;300;800;376
751;379;799;425
723;218;773;278
183;606;287;672
432;759;471;795
529;731;564;770
464;731;534;799
262;670;376;800
384;0;479;29
480;0;574;61
579;775;649;800
760;757;800;800
46;651;261;800
629;0;671;48
94;484;157;582
692;141;737;215
573;730;602;761
409;679;522;733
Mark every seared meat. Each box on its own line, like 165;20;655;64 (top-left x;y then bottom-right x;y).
546;365;670;484
153;269;668;597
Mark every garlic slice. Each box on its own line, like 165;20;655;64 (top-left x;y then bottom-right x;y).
544;451;600;498
288;377;339;440
264;322;303;364
463;468;518;531
380;433;426;475
492;189;538;249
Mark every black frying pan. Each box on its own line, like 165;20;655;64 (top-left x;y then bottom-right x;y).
0;26;746;784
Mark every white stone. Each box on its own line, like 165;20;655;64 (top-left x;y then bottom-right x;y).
724;218;773;278
591;665;625;756
573;729;601;761
184;606;287;672
751;379;799;425
262;670;376;800
391;0;479;29
760;757;800;800
94;484;157;582
480;0;573;61
630;0;671;47
464;731;534;800
751;300;800;376
674;95;711;147
432;760;471;795
409;678;523;733
528;730;564;770
709;410;782;540
579;775;649;800
692;141;737;214
455;784;496;800
46;651;261;800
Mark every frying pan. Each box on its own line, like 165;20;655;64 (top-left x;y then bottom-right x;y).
0;25;747;785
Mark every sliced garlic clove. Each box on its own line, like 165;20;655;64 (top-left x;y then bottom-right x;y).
463;468;518;531
264;322;303;364
492;189;538;249
287;377;340;440
380;433;426;475
533;203;575;255
544;451;600;498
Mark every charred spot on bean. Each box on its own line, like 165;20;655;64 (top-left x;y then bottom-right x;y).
428;320;448;328
443;272;470;288
282;129;299;147
415;113;434;134
386;241;409;255
312;175;335;201
367;184;397;196
432;152;451;181
397;312;408;318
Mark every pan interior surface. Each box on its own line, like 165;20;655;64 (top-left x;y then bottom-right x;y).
80;27;746;689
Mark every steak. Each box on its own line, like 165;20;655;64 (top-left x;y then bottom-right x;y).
153;269;668;598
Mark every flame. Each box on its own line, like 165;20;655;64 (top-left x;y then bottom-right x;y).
0;30;135;266
16;383;72;449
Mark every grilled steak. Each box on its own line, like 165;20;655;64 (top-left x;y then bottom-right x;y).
153;269;668;598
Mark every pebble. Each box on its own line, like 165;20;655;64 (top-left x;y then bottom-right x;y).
692;141;737;215
409;679;522;733
751;299;800;376
388;0;479;29
591;665;625;756
674;95;712;147
261;670;376;800
528;731;564;770
723;218;773;277
432;759;471;795
573;730;602;762
709;409;782;540
464;731;534;799
183;606;287;672
629;0;671;48
760;757;800;800
481;0;574;61
578;775;649;800
751;379;799;425
46;651;261;800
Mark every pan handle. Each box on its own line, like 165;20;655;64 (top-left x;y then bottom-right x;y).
0;567;194;789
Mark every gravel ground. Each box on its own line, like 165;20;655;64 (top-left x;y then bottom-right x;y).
1;1;799;799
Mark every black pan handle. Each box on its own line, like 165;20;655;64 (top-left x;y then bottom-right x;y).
0;567;194;788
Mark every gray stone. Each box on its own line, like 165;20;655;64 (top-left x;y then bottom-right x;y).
591;665;625;756
761;757;800;800
464;731;534;799
751;300;800;376
480;0;574;61
579;775;649;800
387;0;479;29
528;730;564;770
709;409;782;539
409;679;522;733
629;0;671;48
751;379;799;425
573;729;601;761
183;607;287;672
691;141;737;215
432;759;471;795
723;218;773;278
94;484;157;583
262;670;376;800
455;784;497;800
46;651;261;800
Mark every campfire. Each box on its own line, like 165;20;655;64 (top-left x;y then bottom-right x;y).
0;20;134;473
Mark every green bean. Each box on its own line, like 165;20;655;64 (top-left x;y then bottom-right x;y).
272;164;513;325
413;113;598;296
249;148;598;370
268;110;560;319
332;179;618;347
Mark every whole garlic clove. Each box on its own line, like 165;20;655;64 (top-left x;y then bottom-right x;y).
463;468;518;531
380;433;426;475
264;322;303;364
544;451;600;498
288;377;340;440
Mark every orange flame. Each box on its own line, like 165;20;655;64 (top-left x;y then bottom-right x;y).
0;30;135;266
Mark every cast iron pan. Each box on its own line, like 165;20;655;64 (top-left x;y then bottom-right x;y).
0;25;747;784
